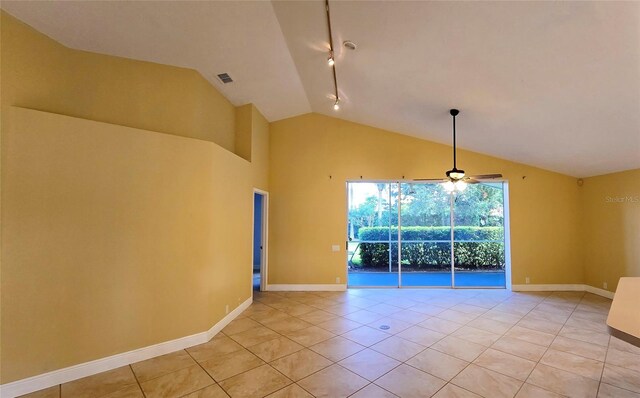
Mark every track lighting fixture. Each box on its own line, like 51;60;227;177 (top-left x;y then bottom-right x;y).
327;52;335;66
325;0;341;111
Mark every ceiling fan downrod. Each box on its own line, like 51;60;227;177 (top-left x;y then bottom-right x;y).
447;109;465;180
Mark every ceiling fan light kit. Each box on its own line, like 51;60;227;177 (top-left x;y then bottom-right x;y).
446;168;465;180
443;180;468;193
415;108;502;192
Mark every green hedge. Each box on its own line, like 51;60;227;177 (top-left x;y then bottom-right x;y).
357;227;504;270
359;226;504;241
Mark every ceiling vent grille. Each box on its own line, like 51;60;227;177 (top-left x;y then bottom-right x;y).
217;73;233;84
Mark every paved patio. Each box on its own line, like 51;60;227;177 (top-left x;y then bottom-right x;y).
348;271;506;288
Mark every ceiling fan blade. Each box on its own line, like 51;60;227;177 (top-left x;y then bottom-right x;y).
464;178;481;184
468;173;502;179
414;178;447;182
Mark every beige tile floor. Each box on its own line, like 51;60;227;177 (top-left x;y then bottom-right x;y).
20;289;640;398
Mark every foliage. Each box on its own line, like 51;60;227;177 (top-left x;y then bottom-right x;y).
349;183;504;231
358;226;504;241
348;183;506;270
348;196;380;238
357;226;505;270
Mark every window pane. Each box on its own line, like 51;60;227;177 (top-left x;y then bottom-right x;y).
348;182;398;287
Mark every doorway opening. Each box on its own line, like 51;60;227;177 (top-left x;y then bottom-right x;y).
347;181;510;288
253;189;268;292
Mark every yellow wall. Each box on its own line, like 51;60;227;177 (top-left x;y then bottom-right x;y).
581;169;640;292
1;108;254;383
234;103;269;190
251;105;270;192
268;113;583;286
0;12;269;383
0;11;236;150
235;104;253;161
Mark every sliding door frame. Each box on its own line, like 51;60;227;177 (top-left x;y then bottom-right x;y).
346;180;511;289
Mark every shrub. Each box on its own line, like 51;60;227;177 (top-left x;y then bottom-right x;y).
357;226;504;270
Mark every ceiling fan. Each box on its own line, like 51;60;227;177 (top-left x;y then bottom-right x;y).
415;109;502;192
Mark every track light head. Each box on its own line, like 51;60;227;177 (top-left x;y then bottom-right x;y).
327;52;335;66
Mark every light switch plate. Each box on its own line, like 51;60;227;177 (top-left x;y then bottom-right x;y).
332;245;340;252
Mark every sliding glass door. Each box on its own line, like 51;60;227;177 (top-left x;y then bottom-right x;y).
400;183;452;287
453;182;506;287
347;181;507;288
347;182;398;287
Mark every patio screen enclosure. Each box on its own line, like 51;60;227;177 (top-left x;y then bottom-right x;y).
347;181;508;288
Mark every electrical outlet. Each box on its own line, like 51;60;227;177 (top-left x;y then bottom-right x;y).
225;304;229;314
336;277;341;283
332;245;340;252
603;282;608;290
525;276;530;284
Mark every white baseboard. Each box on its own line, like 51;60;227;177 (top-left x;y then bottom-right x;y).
0;297;252;398
584;285;615;299
512;284;585;292
512;283;614;299
267;284;347;292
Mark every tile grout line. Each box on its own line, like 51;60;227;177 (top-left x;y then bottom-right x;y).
128;364;148;398
375;291;495;395
466;291;554;397
406;294;507;397
258;292;408;397
514;291;599;397
341;291;506;397
287;291;384;396
513;292;579;397
278;290;627;397
229;291;365;396
422;290;512;396
182;346;226;396
184;338;262;397
337;339;404;397
418;293;523;397
491;299;536;395
280;290;563;397
257;290;618;396
43;290;624;398
596;341;611;398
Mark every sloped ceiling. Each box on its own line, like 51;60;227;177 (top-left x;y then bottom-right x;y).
0;0;311;122
2;1;639;177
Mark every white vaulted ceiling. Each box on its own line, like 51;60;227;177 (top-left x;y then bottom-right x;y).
2;1;639;177
0;0;312;122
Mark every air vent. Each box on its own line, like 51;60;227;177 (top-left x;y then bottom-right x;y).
217;73;233;84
